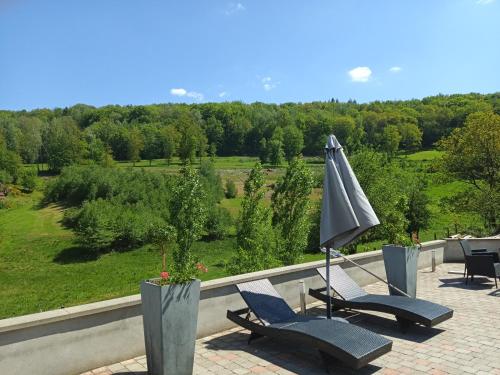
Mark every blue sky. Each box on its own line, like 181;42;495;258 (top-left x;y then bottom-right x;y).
1;0;499;110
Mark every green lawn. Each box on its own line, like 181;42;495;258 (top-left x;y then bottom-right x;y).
0;193;243;318
3;150;485;319
403;150;443;161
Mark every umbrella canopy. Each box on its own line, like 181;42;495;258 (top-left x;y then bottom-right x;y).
320;135;379;249
320;134;379;318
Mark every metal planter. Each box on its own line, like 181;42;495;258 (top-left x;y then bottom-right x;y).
141;279;200;375
382;245;419;298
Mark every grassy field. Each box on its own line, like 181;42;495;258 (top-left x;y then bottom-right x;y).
0;191;326;318
2;151;484;319
402;150;443;161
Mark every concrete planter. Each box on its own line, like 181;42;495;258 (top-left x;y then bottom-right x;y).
141;279;200;375
382;245;419;298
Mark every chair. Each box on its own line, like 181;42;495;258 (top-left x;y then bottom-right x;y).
309;266;453;331
459;239;499;278
227;278;392;369
465;254;500;288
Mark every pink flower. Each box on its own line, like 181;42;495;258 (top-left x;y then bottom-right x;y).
160;271;169;280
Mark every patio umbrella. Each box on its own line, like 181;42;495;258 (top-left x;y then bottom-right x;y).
320;135;379;318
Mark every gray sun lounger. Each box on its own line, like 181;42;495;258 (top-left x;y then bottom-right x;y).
227;278;392;369
309;266;453;331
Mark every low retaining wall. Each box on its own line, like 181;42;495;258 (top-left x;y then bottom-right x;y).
444;238;500;262
0;240;445;375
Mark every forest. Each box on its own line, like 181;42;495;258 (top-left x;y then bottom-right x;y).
0;92;499;177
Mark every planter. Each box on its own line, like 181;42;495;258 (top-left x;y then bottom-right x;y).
382;245;419;298
141;279;201;375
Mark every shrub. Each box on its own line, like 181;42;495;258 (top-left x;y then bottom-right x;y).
0;170;12;185
225;179;237;199
205;205;232;240
74;199;119;251
19;169;37;192
199;159;224;203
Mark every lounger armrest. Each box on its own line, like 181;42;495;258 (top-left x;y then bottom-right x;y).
228;307;251;317
470;248;488;253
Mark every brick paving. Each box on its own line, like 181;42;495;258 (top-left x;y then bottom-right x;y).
82;263;500;374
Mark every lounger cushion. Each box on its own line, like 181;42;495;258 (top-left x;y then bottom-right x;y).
237;279;298;325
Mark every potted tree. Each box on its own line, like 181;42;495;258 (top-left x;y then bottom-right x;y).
141;167;207;375
382;229;421;298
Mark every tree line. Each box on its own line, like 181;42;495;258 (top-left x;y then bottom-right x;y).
0;93;498;178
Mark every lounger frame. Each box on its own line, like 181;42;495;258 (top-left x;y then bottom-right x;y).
227;307;391;369
309;266;453;331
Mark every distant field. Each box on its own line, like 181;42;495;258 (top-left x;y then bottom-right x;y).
3;150;484;318
403;150;443;161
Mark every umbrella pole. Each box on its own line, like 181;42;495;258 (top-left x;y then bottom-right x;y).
326;248;332;319
334;250;412;298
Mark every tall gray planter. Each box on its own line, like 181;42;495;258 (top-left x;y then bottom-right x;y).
382;245;419;298
141;279;200;375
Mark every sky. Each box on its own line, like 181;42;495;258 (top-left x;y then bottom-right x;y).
1;0;499;110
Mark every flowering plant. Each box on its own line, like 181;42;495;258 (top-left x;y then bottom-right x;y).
147;167;208;285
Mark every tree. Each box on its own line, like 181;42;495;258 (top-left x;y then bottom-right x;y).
0;137;21;182
85;131;108;164
399;123;422;151
228;162;275;274
283;125;304;162
405;179;431;237
258;138;268;164
142;125;161;166
177;115;204;164
44;117;83;173
381;125;401;155
126;128;144;166
268;127;285;166
18;116;42;165
159;125;180;165
439;111;500;232
205;116;224;153
271;157;314;264
349;150;410;248
170;167;207;282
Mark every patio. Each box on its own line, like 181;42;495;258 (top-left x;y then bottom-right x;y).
81;263;500;375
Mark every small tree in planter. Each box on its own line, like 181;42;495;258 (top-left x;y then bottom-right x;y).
141;166;207;375
381;195;421;298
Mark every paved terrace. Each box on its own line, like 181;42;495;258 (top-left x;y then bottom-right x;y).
81;263;500;375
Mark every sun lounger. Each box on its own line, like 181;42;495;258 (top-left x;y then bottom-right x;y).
227;278;392;369
310;266;453;331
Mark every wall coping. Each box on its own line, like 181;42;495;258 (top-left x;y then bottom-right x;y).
0;240;445;334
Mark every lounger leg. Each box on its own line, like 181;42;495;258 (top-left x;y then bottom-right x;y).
396;317;412;333
248;331;263;344
318;350;337;372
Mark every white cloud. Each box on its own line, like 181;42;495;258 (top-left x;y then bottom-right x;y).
170;88;187;96
225;2;245;15
261;76;277;91
218;91;228;98
389;66;402;73
169;88;204;101
476;0;495;4
348;67;372;82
